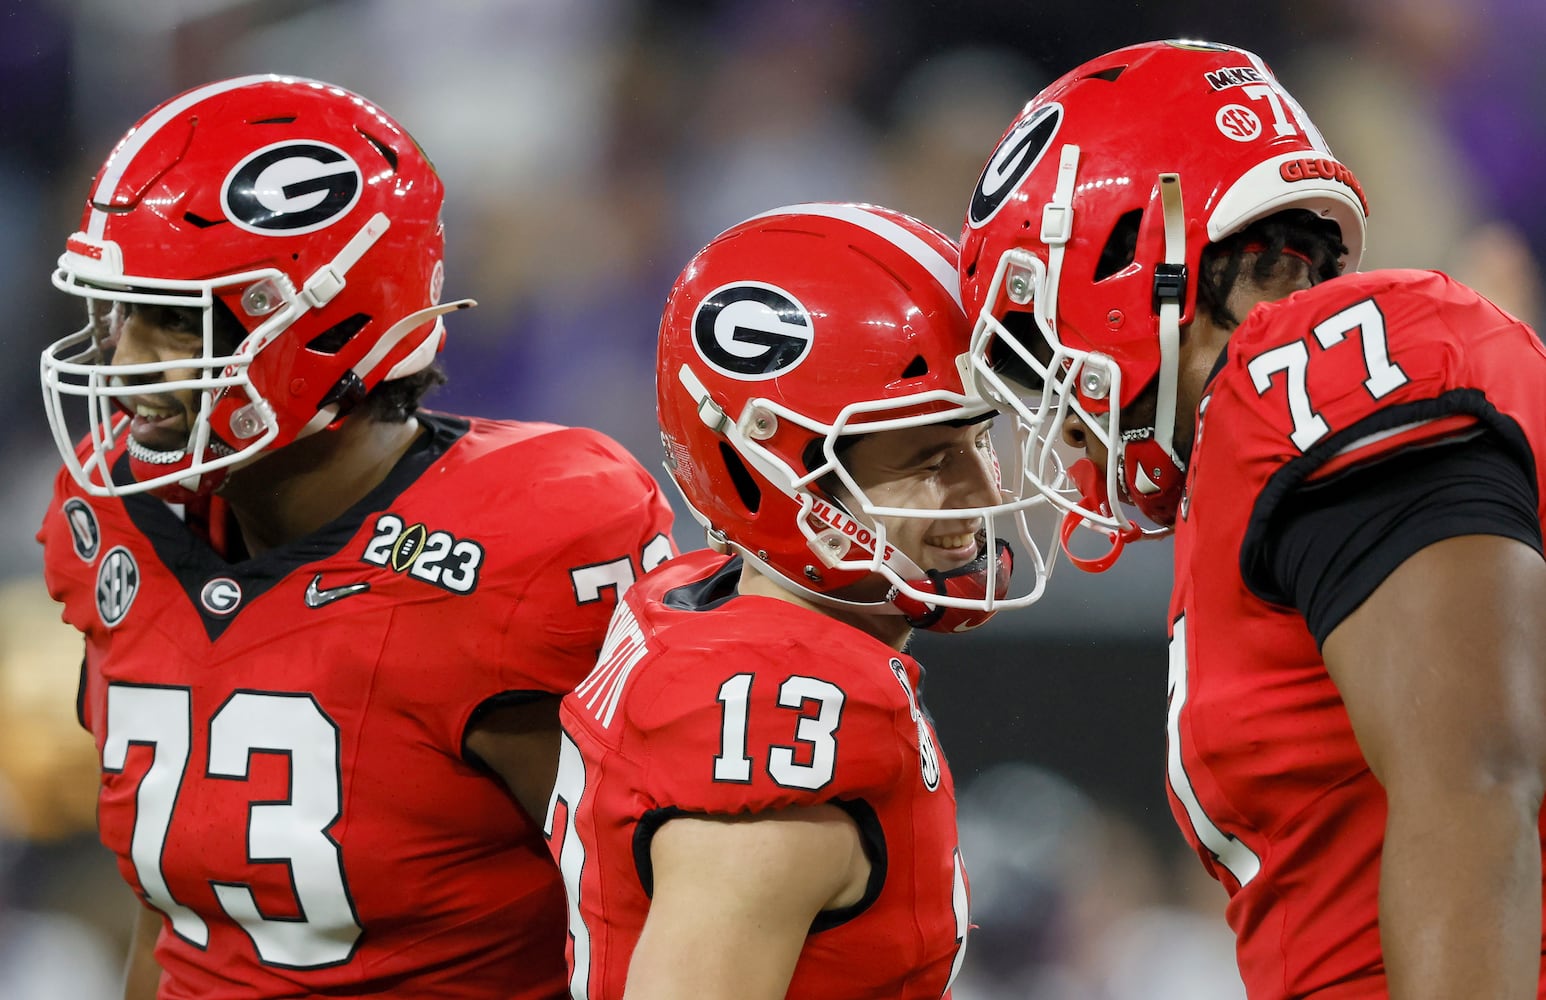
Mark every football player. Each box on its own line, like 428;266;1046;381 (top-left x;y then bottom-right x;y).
544;203;1054;999
36;75;675;999
960;40;1546;999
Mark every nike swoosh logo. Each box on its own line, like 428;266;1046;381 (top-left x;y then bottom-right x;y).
304;574;372;609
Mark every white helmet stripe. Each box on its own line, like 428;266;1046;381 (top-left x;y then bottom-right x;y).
86;74;285;239
746;202;964;311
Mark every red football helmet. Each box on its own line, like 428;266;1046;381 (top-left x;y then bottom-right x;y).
657;203;1057;632
959;40;1367;566
40;74;471;498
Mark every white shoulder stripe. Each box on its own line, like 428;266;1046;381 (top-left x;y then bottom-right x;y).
745;202;963;312
87;74;291;239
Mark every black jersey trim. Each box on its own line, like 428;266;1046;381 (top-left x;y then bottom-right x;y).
809;798;887;933
632;805;687;898
120;413;468;641
1240;389;1536;611
75;656;88;732
661;555;743;611
631;798;888;932
1264;436;1540;643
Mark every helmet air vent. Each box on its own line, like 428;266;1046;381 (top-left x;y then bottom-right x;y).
1083;65;1128;83
718;442;762;515
1094;209;1143;281
306;313;370;354
355;128;399;171
248;116;298;124
182;211;224;229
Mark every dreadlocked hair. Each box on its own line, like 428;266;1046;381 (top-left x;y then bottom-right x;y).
362;364;448;423
1196;209;1347;330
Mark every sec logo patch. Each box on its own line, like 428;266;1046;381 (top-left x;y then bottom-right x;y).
96;546;139;627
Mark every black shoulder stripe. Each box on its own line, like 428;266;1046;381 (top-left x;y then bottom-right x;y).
629;798;888;934
1240;388;1534;606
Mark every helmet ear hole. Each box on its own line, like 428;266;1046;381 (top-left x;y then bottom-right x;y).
900;355;929;378
717;442;762;515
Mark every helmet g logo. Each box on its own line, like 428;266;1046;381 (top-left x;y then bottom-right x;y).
692;282;814;380
223;141;363;235
967;104;1062;229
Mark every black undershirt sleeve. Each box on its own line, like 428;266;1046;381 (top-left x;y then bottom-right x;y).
1258;432;1542;646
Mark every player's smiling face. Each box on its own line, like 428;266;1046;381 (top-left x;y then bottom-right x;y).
107;303;210;456
839;420;1001;574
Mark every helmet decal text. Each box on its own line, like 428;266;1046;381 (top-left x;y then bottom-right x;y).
1203;65;1267;90
692;282;814;380
1280;156;1370;214
223;140;363;235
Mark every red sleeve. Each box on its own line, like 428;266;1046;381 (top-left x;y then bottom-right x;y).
624;639;908;817
1209;271;1541;576
492;432;677;697
37;466;104;635
36;466;101;733
1218;271;1532;480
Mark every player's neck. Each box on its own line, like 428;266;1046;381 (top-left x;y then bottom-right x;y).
1175;265;1314;462
737;563;913;651
218;415;424;557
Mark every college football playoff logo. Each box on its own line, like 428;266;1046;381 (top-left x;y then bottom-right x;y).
967;104;1062;229
222;140;362;235
692;282;814;380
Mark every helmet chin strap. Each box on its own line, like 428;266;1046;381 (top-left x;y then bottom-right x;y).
1147;172;1187;476
1114;172;1189;525
1037;143;1081;335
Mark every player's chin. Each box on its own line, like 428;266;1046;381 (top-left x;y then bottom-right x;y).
127;421;193;455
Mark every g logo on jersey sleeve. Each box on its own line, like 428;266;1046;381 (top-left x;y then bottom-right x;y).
222;141;363;235
967;104;1062;229
63;498;101;562
692;282;814;380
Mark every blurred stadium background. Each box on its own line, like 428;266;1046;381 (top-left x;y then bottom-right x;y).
2;0;1542;995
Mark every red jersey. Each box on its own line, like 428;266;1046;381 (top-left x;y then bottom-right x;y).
1167;269;1546;998
548;549;969;999
37;413;676;999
